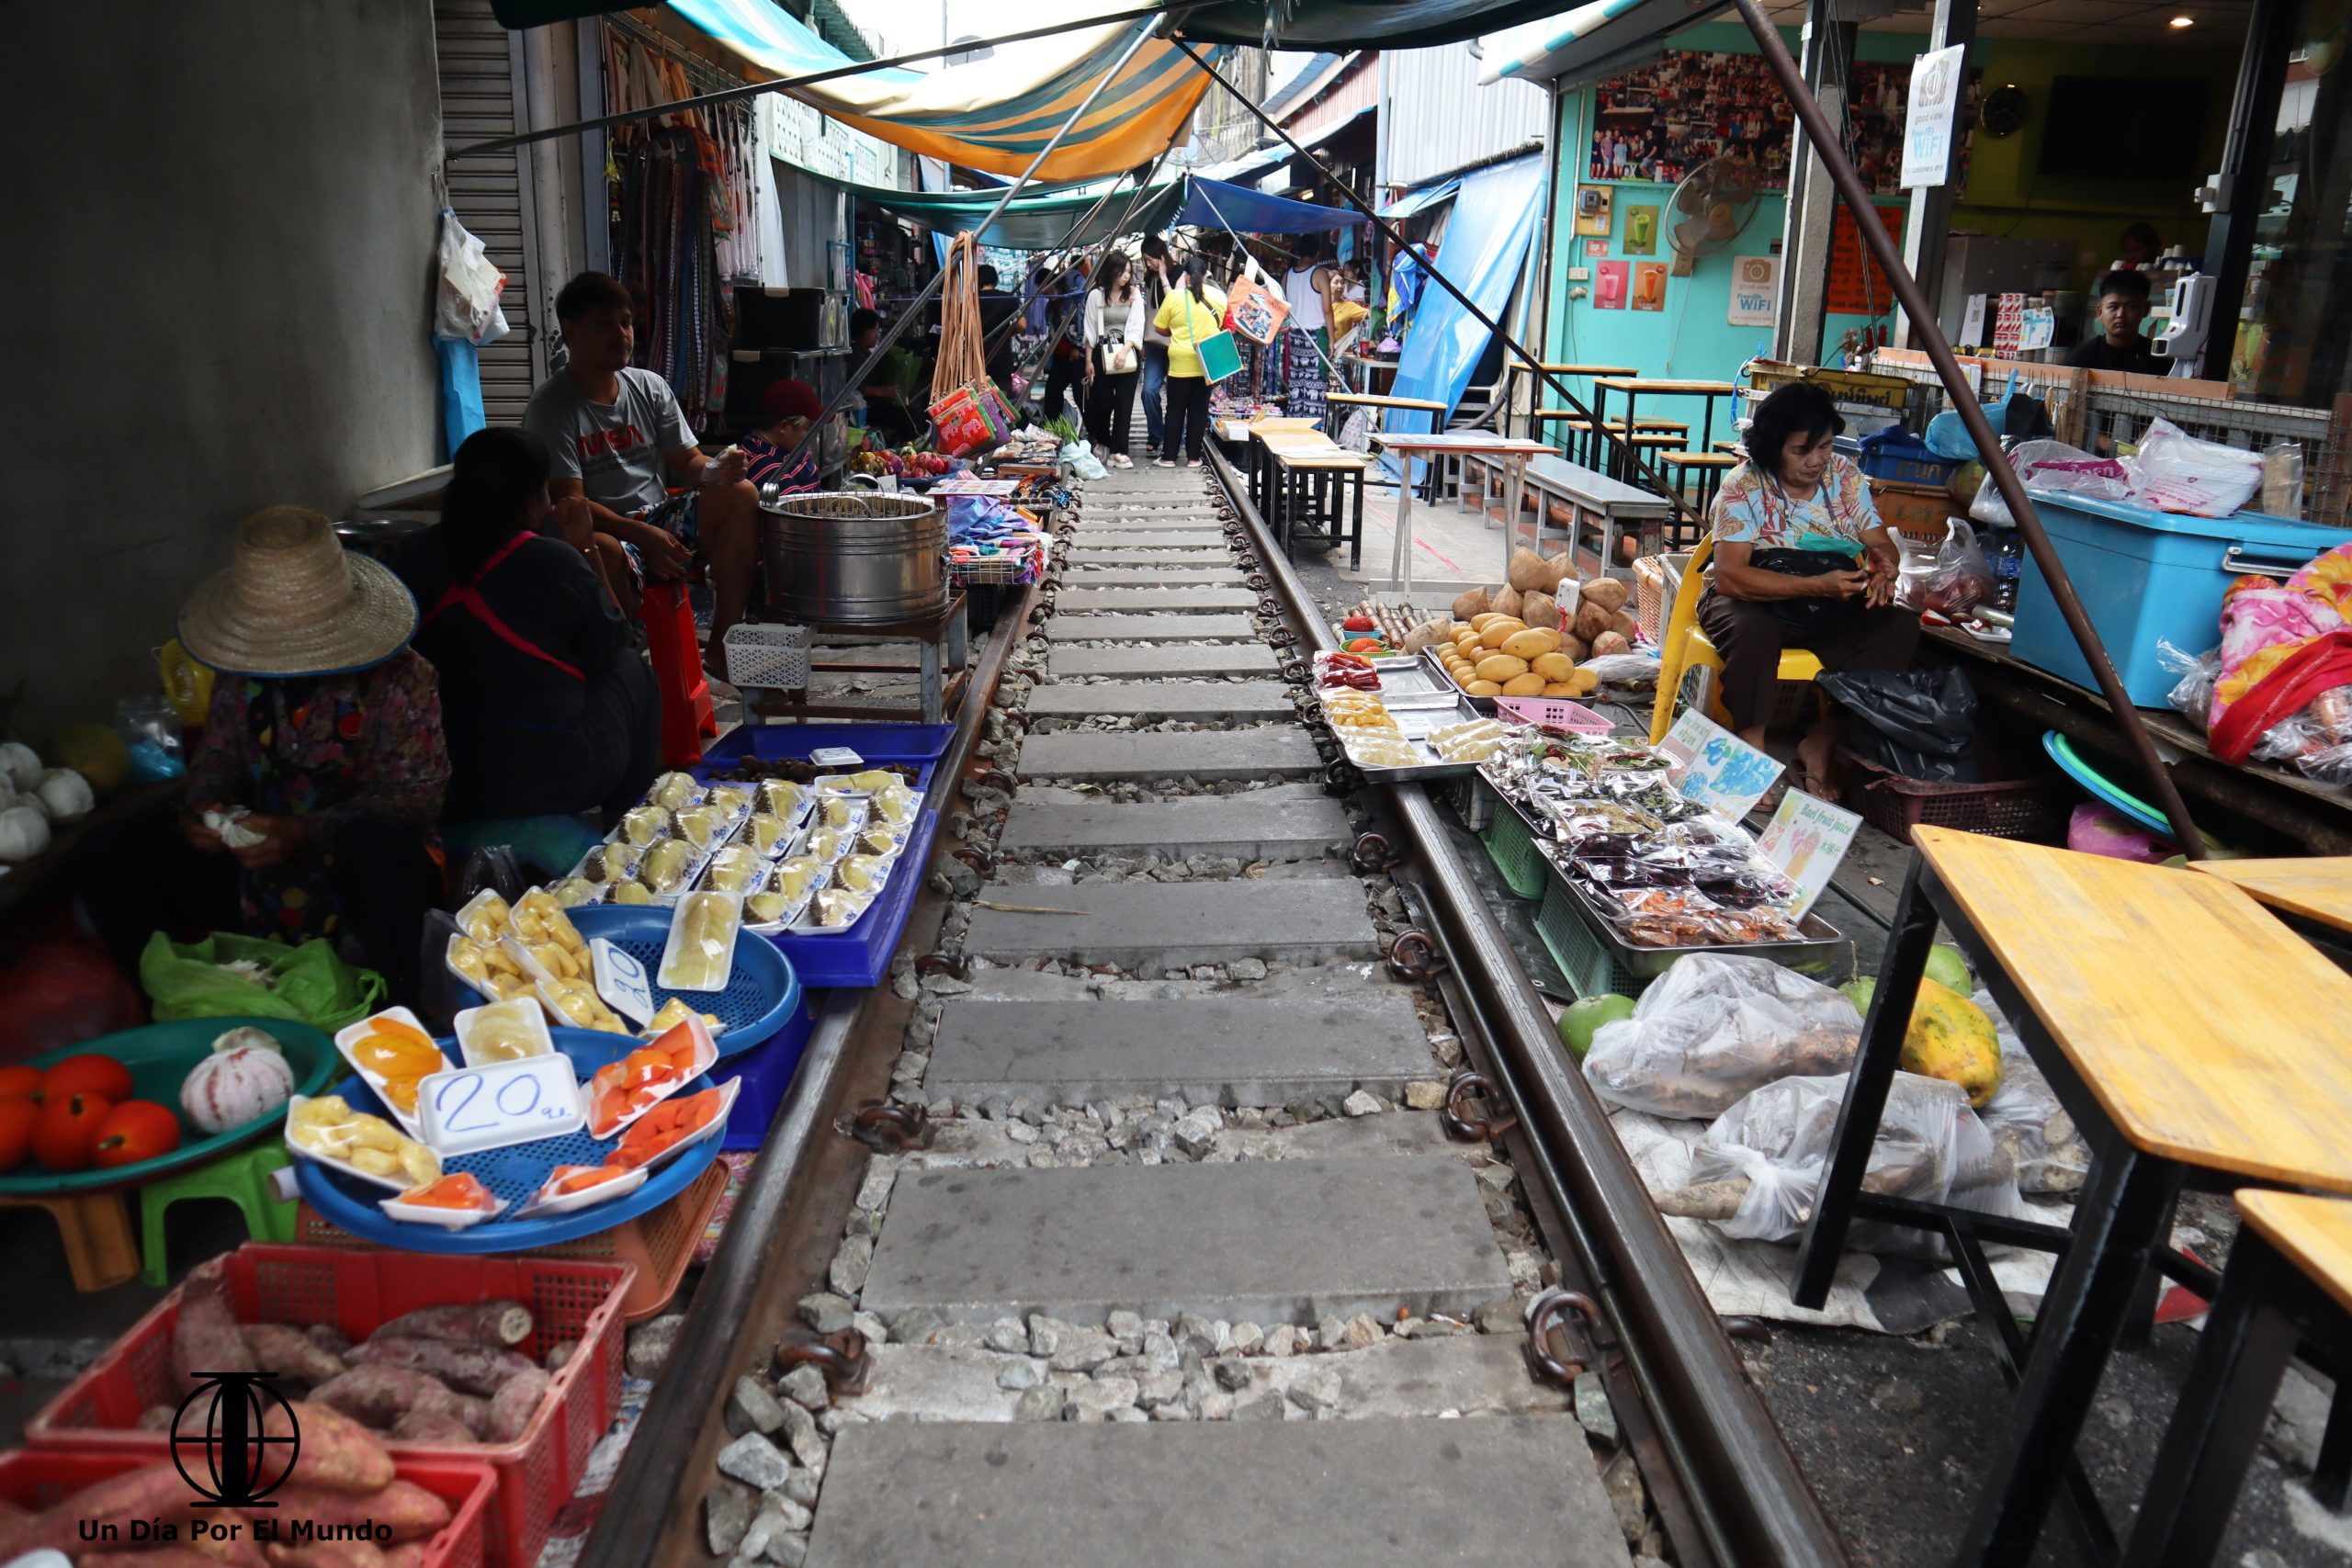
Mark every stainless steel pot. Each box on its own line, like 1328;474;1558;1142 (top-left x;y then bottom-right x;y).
758;491;947;624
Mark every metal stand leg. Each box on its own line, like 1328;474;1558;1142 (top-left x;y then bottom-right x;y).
1792;853;1943;1308
2315;1388;2352;1511
1504;462;1526;583
1391;460;1417;600
920;641;943;724
1350;466;1364;570
947;599;969;667
1954;1144;2183;1567
2120;1189;2181;1351
2120;1233;2299;1568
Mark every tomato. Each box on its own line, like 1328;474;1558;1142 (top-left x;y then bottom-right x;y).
0;1064;42;1101
32;1092;112;1172
91;1100;183;1169
0;1097;36;1169
41;1055;132;1105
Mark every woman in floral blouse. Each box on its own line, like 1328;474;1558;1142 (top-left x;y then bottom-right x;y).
1700;383;1917;795
80;509;449;998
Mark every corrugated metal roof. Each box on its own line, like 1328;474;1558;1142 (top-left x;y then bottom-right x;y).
1380;41;1549;189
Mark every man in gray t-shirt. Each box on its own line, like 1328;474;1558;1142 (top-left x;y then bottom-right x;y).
524;272;759;663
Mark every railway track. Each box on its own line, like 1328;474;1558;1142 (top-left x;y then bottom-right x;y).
580;459;1847;1568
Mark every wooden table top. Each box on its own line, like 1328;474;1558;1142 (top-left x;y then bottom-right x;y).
1532;363;1639;376
1372;432;1551;456
1594;378;1742;395
2191;858;2352;933
2237;1190;2352;1318
1273;450;1375;469
1326;391;1450;412
1911;825;2352;1190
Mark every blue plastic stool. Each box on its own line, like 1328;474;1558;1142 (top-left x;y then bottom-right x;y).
139;1143;297;1287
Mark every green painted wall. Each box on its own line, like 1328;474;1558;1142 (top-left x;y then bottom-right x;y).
1543;21;2239;393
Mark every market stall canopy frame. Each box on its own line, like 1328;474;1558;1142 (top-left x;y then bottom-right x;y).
812;172;1346;248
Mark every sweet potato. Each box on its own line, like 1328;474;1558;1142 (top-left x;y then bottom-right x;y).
0;1499;23;1521
1590;631;1632;657
369;1302;533;1348
390;1408;477;1444
1490;584;1523;619
1580;577;1630;614
1450;586;1489;621
1507;547;1551;592
484;1368;550;1443
190;1517;269;1568
172;1258;255;1392
306;1325;355;1359
265;1542;387;1568
1572;600;1614;644
138;1403;183;1431
345;1337;535;1398
269;1483;450;1544
544;1340;580;1373
0;1462;191;1559
83;1553;229;1568
1519;590;1557;631
266;1403;394;1495
311;1366;473;1431
247;1323;348;1385
381;1548;428;1568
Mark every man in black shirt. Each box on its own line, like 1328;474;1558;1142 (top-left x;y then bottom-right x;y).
975;265;1021;387
2063;269;2168;374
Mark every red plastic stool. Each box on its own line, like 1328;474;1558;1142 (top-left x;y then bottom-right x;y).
640;581;717;766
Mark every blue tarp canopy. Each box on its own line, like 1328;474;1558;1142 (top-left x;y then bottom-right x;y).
1174;175;1348;235
1379;178;1461;221
1383;155;1547;480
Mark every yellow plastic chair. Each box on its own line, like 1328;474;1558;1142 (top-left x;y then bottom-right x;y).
1648;533;1824;743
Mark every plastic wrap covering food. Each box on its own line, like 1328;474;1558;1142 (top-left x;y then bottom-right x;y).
288;1094;439;1186
1656;1071;2023;1256
659;892;742;992
616;806;670;846
1583;953;1861;1118
650;770;702;813
1970;989;2090;1194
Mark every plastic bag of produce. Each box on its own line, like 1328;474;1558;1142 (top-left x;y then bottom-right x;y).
1060;440;1108;481
140;931;384;1032
2156;638;2221;729
1659;1070;2022;1254
1969;440;2130;528
1970;988;2089;1194
2128;418;2265;518
1584;953;1861;1119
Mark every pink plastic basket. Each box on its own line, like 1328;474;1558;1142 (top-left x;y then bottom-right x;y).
1496;695;1616;735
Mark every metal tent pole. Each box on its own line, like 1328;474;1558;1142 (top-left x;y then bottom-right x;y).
1165;39;1701;531
1721;0;2206;856
978;154;1178;372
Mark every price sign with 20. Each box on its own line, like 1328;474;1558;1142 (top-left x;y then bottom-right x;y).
419;1055;585;1156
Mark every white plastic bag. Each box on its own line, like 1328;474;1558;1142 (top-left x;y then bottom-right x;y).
435;211;511;347
1971;989;2089;1194
1583;953;1861;1119
2154;638;2221;729
1059;439;1107;481
1664;1071;2022;1255
1896;518;1992;615
1970;439;2131;527
2127;418;2263;518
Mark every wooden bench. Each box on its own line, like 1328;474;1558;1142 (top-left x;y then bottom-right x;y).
2119;1190;2352;1567
1657;449;1739;514
1796;829;2352;1565
1252;424;1372;567
1511;454;1676;578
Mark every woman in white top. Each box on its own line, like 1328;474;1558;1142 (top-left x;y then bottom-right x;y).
1282;239;1340;426
1082;248;1148;468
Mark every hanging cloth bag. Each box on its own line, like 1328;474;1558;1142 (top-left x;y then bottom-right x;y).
928;233;1013;456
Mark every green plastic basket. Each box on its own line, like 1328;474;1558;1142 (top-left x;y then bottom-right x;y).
1534;879;1651;1000
1477;786;1549;900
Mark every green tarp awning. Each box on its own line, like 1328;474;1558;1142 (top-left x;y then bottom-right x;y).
822;175;1186;251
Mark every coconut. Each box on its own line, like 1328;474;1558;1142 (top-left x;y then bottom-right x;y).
1573;601;1615;644
1507;547;1552;592
1520;590;1559;631
1451;586;1491;621
1579;578;1631;614
1492;584;1524;619
1590;631;1632;657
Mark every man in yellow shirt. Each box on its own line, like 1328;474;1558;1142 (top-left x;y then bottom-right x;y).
1151;259;1228;468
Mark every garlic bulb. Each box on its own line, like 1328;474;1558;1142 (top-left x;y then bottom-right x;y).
0;805;51;863
34;768;93;824
0;742;39;791
210;1024;286;1055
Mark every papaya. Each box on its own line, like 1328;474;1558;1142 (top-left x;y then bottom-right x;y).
1842;976;2003;1107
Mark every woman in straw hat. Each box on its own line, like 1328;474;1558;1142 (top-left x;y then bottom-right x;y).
78;508;449;998
396;427;660;829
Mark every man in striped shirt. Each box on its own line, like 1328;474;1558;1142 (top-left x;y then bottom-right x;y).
740;378;828;497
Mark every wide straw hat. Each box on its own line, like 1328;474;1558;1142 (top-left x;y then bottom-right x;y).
178;507;419;677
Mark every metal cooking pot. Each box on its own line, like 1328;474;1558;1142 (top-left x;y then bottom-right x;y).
758;491;947;625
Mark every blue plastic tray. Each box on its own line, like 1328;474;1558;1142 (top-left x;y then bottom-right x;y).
2041;729;2174;836
450;906;800;1060
697;723;956;795
720;990;819;1150
765;808;940;987
293;1029;724;1254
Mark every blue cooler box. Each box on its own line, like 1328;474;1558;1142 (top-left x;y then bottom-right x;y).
2008;491;2352;706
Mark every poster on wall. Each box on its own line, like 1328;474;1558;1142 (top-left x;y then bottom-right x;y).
1595;261;1629;310
1632;263;1668;311
1826;205;1906;315
1574;186;1613;236
1588;51;1917;194
1900;44;1968;188
1584;238;1611;257
1729;254;1779;326
1624;205;1659;254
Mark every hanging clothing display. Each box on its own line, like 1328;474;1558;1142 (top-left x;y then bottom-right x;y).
599;24;763;434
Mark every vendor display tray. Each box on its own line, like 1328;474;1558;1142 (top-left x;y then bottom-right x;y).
1418;649;1498;714
1333;694;1495;782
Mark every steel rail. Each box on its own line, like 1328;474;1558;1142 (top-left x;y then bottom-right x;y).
1724;0;2204;857
571;584;1037;1568
1204;442;1850;1568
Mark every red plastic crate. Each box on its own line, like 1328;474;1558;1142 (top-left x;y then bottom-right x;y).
24;1244;633;1568
0;1448;494;1568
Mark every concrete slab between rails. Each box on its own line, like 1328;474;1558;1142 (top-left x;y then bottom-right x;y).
995;784;1346;862
1015;727;1314;780
923;993;1431;1105
1021;682;1294;722
960;878;1375;969
1054;588;1260;613
857;1156;1512;1327
1046;614;1259;643
1043;645;1278;682
805;1415;1623;1568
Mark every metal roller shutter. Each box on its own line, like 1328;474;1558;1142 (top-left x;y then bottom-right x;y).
435;0;543;426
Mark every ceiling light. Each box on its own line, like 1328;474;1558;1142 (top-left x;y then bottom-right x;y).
2169;14;2195;25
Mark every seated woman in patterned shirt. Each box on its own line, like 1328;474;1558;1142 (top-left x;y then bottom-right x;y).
1699;382;1917;795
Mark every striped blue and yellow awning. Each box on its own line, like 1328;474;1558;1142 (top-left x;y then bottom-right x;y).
668;0;1223;183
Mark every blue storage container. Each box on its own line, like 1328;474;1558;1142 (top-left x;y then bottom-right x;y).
763;808;941;988
1837;429;1959;489
697;722;955;794
2008;491;2352;705
721;987;820;1150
